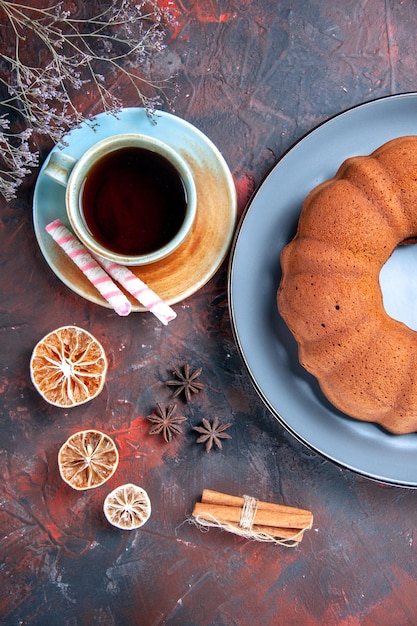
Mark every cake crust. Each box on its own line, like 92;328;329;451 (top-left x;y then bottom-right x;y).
278;136;417;434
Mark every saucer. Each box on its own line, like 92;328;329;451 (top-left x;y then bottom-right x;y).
33;108;237;311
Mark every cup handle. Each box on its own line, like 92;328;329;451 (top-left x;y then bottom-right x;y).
43;151;77;187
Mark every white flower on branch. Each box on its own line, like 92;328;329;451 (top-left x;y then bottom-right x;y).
0;115;39;201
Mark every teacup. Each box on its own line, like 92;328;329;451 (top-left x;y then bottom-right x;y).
43;133;197;266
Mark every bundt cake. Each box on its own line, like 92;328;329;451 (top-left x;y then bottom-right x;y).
278;135;417;435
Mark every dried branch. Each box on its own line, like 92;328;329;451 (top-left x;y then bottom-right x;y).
0;0;175;200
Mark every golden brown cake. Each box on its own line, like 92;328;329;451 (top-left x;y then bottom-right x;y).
278;136;417;434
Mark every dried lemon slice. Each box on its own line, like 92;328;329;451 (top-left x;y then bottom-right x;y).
30;325;107;407
58;429;119;490
104;484;151;530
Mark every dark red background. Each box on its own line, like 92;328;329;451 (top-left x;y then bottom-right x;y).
2;1;417;624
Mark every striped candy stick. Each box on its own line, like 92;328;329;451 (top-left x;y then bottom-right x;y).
45;219;131;317
92;253;177;325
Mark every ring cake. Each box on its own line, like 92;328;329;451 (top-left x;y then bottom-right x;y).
278;136;417;434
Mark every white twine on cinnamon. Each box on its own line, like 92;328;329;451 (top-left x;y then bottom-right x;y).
240;495;258;530
191;494;307;547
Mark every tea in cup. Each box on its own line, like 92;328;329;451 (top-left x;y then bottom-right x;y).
44;133;197;266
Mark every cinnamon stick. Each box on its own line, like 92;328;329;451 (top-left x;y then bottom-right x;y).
251;525;304;540
192;502;312;531
199;490;313;530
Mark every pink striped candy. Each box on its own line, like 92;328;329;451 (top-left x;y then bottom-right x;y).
92;253;177;325
45;219;131;316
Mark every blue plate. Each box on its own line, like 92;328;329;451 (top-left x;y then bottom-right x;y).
229;93;417;487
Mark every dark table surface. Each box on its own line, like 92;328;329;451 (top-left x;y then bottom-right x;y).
2;1;417;625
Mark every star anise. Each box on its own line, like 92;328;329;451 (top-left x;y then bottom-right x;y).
193;417;232;452
146;403;187;443
166;364;205;402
